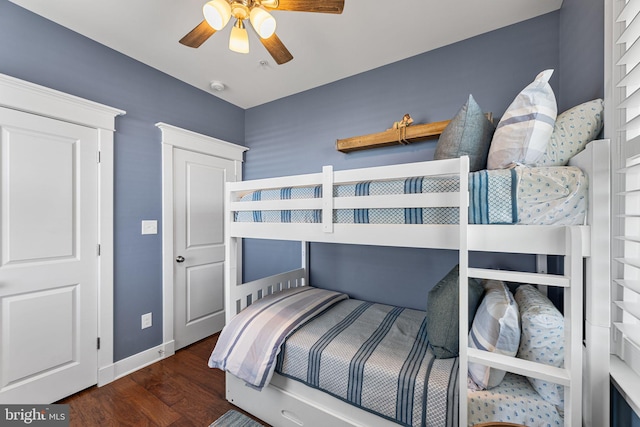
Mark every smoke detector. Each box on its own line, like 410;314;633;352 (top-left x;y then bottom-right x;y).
210;81;225;92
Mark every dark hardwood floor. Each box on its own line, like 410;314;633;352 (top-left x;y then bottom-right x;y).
58;334;268;427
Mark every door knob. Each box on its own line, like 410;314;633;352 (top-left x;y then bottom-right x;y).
176;255;185;263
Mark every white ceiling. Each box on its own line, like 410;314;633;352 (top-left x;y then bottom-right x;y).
8;0;562;109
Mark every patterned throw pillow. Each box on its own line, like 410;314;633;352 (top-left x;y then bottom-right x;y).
536;98;604;166
434;94;496;172
515;284;565;409
468;280;520;389
487;69;557;169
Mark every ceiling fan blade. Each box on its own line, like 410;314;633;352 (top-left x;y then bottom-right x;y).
179;20;216;48
260;34;293;65
271;0;344;14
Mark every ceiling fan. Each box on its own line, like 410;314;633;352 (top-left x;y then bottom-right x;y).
179;0;345;65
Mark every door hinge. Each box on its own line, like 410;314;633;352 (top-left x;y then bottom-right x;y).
97;151;101;163
97;244;101;256
97;337;101;350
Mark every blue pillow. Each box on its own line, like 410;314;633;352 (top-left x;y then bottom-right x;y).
426;265;484;359
434;94;495;172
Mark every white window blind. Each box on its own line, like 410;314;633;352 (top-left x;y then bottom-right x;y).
610;0;640;415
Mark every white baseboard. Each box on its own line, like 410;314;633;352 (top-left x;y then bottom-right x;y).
98;364;115;387
97;340;175;386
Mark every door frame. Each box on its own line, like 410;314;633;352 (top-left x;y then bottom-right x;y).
0;73;125;388
157;123;247;356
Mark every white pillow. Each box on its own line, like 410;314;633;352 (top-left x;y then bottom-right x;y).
468;280;520;389
515;284;565;409
487;69;557;169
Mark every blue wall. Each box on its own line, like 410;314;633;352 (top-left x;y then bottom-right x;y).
243;13;561;308
245;13;560;181
558;0;605;111
3;3;634;423
0;0;245;361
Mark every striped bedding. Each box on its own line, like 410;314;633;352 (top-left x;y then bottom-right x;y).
235;166;587;226
275;299;460;427
208;286;348;390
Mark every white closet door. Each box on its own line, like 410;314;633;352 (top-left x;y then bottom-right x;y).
0;106;98;403
173;148;230;350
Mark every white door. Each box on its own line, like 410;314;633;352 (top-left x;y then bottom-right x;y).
173;148;233;350
0;107;98;403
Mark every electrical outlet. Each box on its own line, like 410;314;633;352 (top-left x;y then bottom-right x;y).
141;312;152;329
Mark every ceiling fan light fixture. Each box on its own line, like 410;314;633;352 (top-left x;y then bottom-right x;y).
250;6;276;39
203;0;231;30
182;0;345;64
229;19;250;53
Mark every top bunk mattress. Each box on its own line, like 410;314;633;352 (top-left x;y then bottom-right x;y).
234;166;587;226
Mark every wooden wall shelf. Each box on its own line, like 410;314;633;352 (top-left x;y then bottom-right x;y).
336;113;492;153
336;120;450;153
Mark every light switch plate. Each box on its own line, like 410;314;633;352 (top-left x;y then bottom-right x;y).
141;220;158;235
141;312;152;329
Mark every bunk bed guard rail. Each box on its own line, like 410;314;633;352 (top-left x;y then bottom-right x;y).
226;156;471;235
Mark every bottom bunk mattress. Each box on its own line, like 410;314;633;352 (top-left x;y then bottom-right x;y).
468;373;563;427
274;298;460;427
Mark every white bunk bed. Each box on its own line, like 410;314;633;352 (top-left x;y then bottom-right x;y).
216;139;610;427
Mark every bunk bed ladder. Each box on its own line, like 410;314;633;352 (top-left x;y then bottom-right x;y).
461;227;583;427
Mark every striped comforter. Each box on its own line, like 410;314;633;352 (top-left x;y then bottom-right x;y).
275;299;460;427
208;286;348;390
